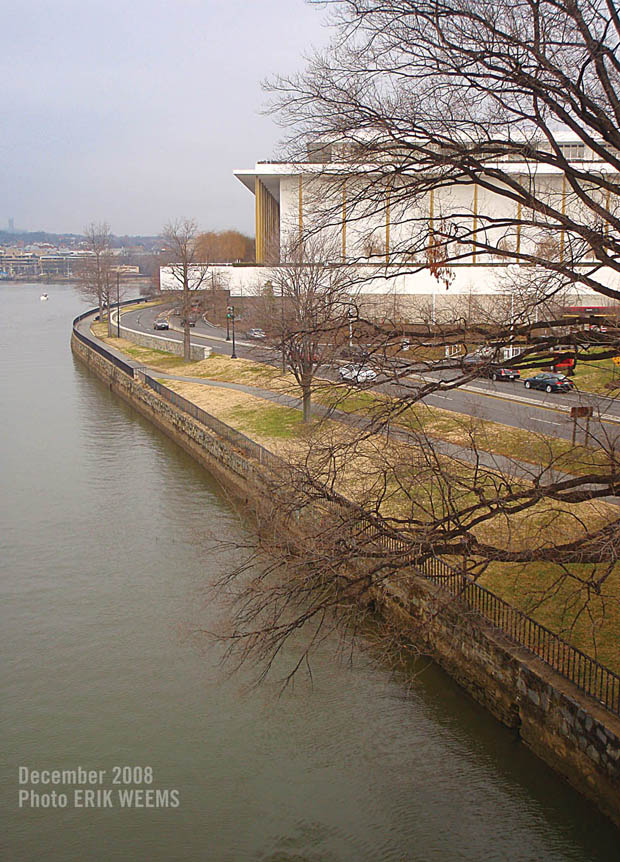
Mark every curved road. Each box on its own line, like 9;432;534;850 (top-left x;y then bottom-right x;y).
120;302;620;446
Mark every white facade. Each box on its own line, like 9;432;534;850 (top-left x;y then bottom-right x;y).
210;133;619;312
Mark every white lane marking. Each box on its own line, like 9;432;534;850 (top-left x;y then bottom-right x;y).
530;417;563;426
429;394;453;401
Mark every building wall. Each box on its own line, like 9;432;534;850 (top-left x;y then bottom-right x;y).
209;260;620;305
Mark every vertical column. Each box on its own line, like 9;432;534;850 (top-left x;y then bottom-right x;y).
429;188;435;240
516;192;522;257
472;183;478;263
560;173;567;262
605;185;611;238
385;179;391;265
342;179;347;262
298;175;303;249
255;177;263;263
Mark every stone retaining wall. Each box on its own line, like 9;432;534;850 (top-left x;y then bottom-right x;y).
118;319;211;361
71;330;620;828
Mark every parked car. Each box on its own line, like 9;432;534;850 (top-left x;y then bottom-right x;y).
339;364;378;384
462;348;494;367
153;319;169;330
487;366;520;381
523;372;574;393
246;328;266;339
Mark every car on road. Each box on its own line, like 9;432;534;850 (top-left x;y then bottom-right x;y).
339;364;378;384
180;316;196;327
246;328;266;339
487;366;520;381
523;372;574;393
153;318;169;330
462;348;494;367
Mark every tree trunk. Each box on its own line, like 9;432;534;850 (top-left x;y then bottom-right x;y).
302;385;312;423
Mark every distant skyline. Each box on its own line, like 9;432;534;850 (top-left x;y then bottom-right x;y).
2;1;331;237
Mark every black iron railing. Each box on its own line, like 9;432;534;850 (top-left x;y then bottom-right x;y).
356;514;620;715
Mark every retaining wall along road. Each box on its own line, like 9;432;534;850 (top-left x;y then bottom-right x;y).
71;314;620;828
116;314;211;360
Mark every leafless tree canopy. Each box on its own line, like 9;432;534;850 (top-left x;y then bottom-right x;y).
161;218;209;360
269;0;620;300
219;2;620;680
77;222;115;332
259;237;359;421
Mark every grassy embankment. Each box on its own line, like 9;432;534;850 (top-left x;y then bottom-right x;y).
92;324;620;671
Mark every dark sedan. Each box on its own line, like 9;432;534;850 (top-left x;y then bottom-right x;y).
488;367;520;381
523;372;574;393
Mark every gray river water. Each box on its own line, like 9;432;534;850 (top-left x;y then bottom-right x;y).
1;283;618;861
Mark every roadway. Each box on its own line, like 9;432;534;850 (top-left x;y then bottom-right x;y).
119;302;620;446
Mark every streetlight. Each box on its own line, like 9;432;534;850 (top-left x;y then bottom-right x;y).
116;272;121;338
227;305;237;359
347;306;356;349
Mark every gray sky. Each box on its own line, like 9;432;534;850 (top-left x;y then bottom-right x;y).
1;0;331;237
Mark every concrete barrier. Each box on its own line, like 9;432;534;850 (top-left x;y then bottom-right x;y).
114;311;211;360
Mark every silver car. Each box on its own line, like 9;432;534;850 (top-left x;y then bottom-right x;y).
338;364;377;384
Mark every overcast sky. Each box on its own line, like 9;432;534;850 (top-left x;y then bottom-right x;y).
1;0;331;237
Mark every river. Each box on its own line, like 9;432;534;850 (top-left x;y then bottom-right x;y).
1;282;618;861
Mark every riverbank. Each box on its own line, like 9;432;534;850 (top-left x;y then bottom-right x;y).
71;306;620;827
97;313;620;675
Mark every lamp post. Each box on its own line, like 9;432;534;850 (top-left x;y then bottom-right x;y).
227;305;237;359
226;310;230;341
116;272;121;337
347;306;356;349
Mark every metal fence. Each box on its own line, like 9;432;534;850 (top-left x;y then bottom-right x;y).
72;326;136;377
72;300;149;379
74;306;620;716
369;525;620;715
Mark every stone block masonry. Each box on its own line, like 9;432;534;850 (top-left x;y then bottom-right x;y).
71;330;620;828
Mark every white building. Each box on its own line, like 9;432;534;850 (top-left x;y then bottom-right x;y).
194;132;620;320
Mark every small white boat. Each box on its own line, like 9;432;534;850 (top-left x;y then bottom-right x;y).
40;293;48;301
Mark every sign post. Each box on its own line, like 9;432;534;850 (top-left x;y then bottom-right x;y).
227;306;237;359
570;405;594;445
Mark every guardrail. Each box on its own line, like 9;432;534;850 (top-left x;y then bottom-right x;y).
72;300;150;378
74;305;620;716
356;514;619;715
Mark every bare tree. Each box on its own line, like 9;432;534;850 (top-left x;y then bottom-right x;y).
262;238;358;421
160;219;209;361
78;222;115;333
269;0;620;305
214;0;620;679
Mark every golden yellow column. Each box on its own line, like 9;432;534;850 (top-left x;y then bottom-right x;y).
429;188;434;240
298;175;303;247
472;183;478;263
342;179;347;261
385;179;391;265
605;185;611;238
255;177;263;263
560;173;567;262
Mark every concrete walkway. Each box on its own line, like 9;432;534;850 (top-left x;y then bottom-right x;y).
155;372;614;497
